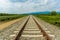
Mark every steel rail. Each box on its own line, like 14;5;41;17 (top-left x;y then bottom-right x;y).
15;16;30;40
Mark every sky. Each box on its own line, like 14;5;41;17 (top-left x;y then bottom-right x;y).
0;0;60;14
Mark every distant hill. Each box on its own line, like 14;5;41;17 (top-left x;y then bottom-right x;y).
26;11;50;14
0;11;60;15
57;12;60;14
26;11;60;14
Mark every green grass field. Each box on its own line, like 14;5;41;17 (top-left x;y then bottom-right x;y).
35;14;60;27
0;14;27;22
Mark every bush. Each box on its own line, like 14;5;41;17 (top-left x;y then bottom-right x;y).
50;11;57;15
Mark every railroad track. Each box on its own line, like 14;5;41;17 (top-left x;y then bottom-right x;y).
0;15;55;40
15;15;55;40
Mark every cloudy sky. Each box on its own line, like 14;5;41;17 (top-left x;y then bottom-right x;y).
0;0;60;14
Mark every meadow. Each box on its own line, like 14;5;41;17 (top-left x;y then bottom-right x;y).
35;14;60;27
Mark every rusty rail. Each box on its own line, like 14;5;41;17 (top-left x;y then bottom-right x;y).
15;16;30;40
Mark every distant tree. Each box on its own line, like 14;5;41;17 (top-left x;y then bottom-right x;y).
50;11;57;15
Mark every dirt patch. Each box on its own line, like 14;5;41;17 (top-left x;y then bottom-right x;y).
0;18;22;30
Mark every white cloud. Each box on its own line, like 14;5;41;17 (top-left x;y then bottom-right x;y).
0;0;60;13
0;0;11;13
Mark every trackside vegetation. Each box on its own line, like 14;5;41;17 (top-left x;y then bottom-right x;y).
35;11;60;27
0;13;28;22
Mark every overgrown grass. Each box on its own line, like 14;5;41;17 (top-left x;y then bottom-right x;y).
35;14;60;27
0;14;28;22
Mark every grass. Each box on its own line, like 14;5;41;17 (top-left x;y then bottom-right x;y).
0;14;28;22
35;14;60;27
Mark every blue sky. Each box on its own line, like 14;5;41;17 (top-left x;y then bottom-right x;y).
0;0;60;14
